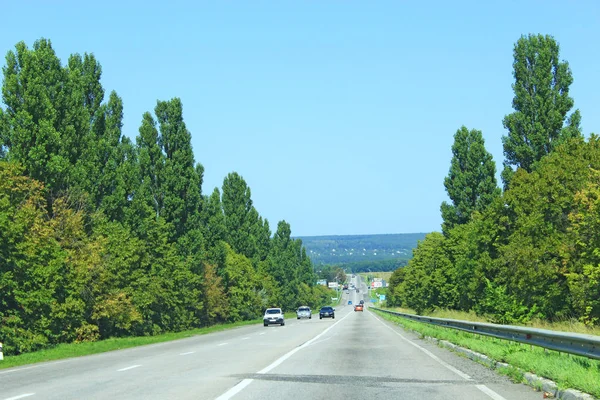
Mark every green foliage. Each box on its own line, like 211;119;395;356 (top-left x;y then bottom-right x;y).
0;38;324;357
389;35;600;327
298;233;425;265
502;34;581;187
441;126;500;234
266;220;316;311
315;264;346;284
397;232;456;314
565;166;600;324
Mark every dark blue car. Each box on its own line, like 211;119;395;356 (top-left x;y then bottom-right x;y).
319;306;335;319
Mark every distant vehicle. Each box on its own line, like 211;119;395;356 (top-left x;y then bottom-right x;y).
356;289;360;293
354;304;364;312
264;308;285;326
348;300;352;305
343;284;349;290
319;306;335;319
296;306;311;319
359;299;365;305
352;275;355;278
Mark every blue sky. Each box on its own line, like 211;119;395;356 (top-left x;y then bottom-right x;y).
2;1;599;236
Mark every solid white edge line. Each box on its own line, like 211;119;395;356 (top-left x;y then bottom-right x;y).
179;351;195;355
117;365;141;372
0;366;40;375
218;343;228;346
0;359;68;376
476;384;508;400
368;311;472;380
215;379;253;400
215;310;353;399
4;394;35;400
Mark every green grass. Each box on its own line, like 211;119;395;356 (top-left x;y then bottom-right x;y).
385;306;600;336
0;318;264;370
372;309;600;398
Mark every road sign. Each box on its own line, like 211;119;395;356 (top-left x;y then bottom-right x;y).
379;295;386;301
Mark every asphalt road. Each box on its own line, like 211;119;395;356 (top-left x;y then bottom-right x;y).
1;275;541;400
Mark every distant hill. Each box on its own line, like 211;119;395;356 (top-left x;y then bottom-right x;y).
295;233;427;267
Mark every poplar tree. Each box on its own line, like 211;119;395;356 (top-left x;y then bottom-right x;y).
502;34;581;186
441;126;500;234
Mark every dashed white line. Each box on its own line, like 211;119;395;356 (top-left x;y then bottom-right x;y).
180;351;195;355
241;337;250;340
4;394;35;400
216;310;353;399
218;343;228;346
117;365;141;372
258;332;265;335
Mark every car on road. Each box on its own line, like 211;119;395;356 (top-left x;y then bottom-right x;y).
296;306;311;319
359;299;364;305
319;306;335;319
264;308;285;326
354;304;364;312
348;300;352;305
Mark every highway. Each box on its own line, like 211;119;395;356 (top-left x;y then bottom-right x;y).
0;275;541;400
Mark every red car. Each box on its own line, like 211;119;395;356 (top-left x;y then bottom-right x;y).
354;304;364;312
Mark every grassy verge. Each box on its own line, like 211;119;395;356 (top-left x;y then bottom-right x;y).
372;309;600;398
0;318;263;370
384;306;600;336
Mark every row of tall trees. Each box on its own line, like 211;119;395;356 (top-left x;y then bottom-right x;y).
0;39;329;355
388;34;600;325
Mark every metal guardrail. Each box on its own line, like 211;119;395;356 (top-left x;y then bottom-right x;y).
371;307;600;360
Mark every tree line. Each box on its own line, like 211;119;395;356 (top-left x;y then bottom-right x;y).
0;39;331;355
387;34;600;326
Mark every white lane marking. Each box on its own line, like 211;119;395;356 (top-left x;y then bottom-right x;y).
258;332;265;335
369;311;472;380
117;365;141;372
180;351;195;355
0;366;40;375
215;379;253;400
4;394;35;400
216;310;353;399
0;360;67;376
304;336;333;347
476;385;508;400
241;337;250;340
218;343;228;346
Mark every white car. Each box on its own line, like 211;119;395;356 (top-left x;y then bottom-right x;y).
263;308;285;326
296;306;311;319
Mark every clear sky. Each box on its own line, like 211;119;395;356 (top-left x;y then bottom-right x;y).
2;1;599;236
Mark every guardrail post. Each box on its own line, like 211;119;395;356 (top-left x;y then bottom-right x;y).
0;342;3;360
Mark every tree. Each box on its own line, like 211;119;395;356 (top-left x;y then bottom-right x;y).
223;245;261;322
440;126;500;234
495;137;595;321
502;34;581;187
566;167;600;324
1;40;71;195
155;98;203;240
135;112;165;222
222;172;260;259
399;232;455;314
